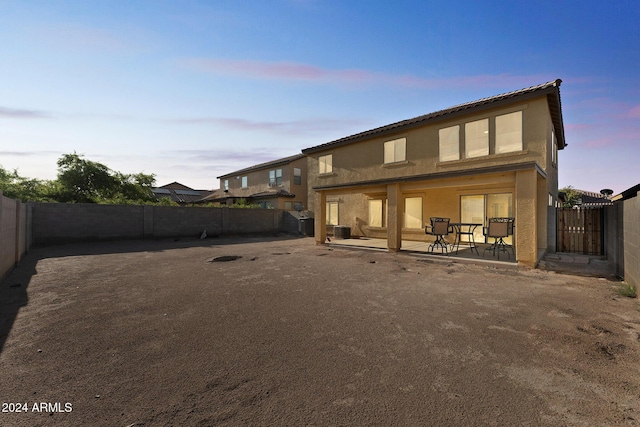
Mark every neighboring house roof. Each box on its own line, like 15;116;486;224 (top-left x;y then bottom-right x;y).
152;182;215;204
612;183;640;202
198;190;225;203
560;188;614;207
217;153;306;179
249;189;296;199
302;79;566;154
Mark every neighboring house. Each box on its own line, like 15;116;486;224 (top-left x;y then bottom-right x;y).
302;80;567;267
558;188;613;208
211;154;308;210
152;182;215;205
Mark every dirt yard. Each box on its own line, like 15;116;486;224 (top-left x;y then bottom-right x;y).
1;236;639;426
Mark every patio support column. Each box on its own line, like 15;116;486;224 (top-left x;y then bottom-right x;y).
515;169;538;267
387;183;402;252
314;190;327;245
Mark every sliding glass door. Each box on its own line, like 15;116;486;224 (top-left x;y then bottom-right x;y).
461;195;485;242
461;193;513;243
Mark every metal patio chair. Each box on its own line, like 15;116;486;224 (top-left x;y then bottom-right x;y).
425;217;453;255
483;217;515;259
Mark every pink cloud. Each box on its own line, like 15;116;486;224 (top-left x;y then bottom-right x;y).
179;58;551;90
624;105;640;119
567;121;640;149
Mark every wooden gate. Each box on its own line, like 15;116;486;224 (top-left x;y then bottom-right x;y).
556;208;604;255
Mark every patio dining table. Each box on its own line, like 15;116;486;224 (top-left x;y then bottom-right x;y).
450;223;482;255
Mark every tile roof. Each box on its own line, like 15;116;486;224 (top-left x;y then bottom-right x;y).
217;153;306;179
612;183;640;202
152;182;215;204
249;189;296;199
302;79;565;154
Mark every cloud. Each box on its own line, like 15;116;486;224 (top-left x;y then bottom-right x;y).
170;148;284;165
624;104;640;119
178;58;551;90
33;24;131;52
167;116;368;136
0;150;60;157
566;120;640;149
0;107;51;119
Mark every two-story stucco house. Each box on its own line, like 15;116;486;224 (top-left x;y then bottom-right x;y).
302;80;566;267
212;154;308;210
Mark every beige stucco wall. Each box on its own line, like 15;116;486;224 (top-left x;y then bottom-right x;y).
307;96;553;204
321;172;518;242
307;94;559;267
219;156;308;210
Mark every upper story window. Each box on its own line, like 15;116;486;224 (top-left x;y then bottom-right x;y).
241;176;248;188
495;111;523;154
439;125;460;162
319;154;333;174
465;119;489;158
293;168;302;185
269;169;282;186
384;137;406;164
439;111;523;161
223;179;229;191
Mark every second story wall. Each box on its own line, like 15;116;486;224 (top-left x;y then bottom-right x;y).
306;95;555;194
218;155;307;206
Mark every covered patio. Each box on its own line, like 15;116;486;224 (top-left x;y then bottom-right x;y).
327;236;518;266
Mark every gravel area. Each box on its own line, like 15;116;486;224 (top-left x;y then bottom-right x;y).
1;236;639;426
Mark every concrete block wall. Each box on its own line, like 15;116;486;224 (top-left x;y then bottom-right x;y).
31;203;145;245
622;192;639;288
605;192;639;288
29;203;301;246
0;193;30;282
151;206;223;238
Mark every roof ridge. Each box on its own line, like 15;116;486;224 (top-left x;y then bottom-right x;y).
302;79;563;153
217;153;305;178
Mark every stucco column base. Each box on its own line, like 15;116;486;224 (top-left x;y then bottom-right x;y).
387;183;402;252
314;191;327;245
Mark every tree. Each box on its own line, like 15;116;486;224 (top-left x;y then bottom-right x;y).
559;185;581;208
0;165;58;202
56;153;156;204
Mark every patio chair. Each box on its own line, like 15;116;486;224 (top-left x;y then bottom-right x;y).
483;217;515;259
425;217;452;255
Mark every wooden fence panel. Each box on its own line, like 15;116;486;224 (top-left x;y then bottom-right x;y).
557;208;603;255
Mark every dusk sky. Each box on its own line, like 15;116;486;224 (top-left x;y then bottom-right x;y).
1;1;639;194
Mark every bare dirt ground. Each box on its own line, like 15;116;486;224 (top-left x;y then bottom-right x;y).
1;236;639;427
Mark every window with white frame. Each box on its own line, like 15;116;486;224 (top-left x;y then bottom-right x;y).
495;111;523;154
384;137;406;164
465;119;489;158
319;154;333;174
241;176;248;188
404;197;423;229
269;169;282;186
368;199;384;227
326;201;338;225
439;125;460;161
293;167;302;185
224;179;229;191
